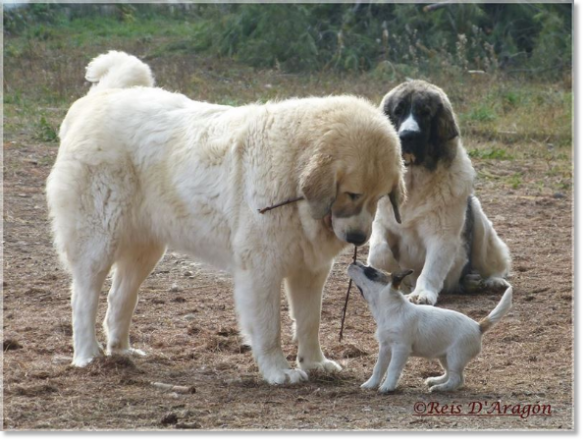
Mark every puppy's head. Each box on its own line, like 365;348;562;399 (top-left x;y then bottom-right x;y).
380;80;459;170
348;261;412;310
300;97;405;245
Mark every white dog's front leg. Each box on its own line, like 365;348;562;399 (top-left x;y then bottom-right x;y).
361;343;391;389
234;269;307;385
379;345;410;393
409;238;457;305
285;265;341;374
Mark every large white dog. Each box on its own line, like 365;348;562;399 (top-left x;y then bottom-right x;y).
368;80;511;305
46;51;405;384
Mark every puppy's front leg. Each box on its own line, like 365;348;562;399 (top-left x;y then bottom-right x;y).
409;237;457;305
361;343;391;389
379;345;410;393
234;269;307;385
285;265;341;374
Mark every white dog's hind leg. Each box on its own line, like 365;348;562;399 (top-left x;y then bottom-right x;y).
104;243;165;357
234;269;308;385
285;266;341;374
429;354;466;392
425;357;449;387
361;343;391;389
379;345;410;393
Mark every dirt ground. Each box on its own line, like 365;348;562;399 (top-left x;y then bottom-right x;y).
2;77;574;429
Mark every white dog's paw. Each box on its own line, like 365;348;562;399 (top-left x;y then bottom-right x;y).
72;343;104;367
361;378;380;390
299;357;342;374
425;375;447;387
263;367;309;385
408;289;438;305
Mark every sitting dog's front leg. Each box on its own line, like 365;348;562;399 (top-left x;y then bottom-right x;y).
409;237;458;305
361;343;391;389
234;269;308;385
285;265;341;374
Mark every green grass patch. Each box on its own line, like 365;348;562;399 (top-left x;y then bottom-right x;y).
468;147;514;160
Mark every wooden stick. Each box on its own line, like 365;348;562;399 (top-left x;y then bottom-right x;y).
258;196;304;214
339;246;358;341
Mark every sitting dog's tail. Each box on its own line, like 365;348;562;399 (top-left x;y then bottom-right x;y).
478;284;513;334
85;51;154;93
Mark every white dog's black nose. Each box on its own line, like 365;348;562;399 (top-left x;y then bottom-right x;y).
346;231;367;245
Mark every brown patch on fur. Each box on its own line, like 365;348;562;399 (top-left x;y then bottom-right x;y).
479;317;492;334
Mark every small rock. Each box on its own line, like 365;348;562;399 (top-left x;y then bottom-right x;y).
183;271;193;277
3;339;22;351
183;314;196;321
169;284;181;293
553;192;566;199
161;412;178;426
52;355;72;365
176;422;202;429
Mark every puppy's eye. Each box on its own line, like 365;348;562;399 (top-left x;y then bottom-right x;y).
346;192;362;201
394;104;405;116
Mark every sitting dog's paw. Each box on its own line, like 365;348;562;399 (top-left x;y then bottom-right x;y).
299;357;342;374
264;367;309;385
361;379;379;390
429;383;457;393
408;289;438;305
483;277;509;291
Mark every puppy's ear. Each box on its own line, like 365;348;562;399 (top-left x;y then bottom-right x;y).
431;98;459;144
300;153;337;219
388;177;406;224
391;269;414;289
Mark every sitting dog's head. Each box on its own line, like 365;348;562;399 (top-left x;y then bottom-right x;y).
348;261;413;309
300;98;406;245
380;80;459;170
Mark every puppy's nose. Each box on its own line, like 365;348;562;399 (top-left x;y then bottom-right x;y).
399;130;421;143
346;231;367;246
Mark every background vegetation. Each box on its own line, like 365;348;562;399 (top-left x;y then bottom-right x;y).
4;1;573;183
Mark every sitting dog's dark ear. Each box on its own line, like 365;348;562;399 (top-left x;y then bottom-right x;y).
300;153;337;219
431;99;459;144
388;177;406;224
391;269;414;289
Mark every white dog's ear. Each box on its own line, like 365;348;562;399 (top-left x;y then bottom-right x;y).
300;153;336;219
389;177;406;224
391;269;413;289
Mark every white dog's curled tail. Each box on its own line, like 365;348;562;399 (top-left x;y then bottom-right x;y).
85;50;154;93
479;284;513;334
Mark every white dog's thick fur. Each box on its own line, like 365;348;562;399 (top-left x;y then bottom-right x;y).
369;80;511;305
348;262;513;392
46;51;405;384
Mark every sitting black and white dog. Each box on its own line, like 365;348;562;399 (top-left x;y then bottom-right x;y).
369;80;511;305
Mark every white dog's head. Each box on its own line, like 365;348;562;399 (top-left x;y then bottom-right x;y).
299;97;405;246
348;261;413;311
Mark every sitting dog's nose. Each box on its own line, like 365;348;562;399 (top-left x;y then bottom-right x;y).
346;231;367;246
399;130;421;143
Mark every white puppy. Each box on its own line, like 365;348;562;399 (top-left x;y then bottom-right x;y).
348;261;512;393
46;51;405;384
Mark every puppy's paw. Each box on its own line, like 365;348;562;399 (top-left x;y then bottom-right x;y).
299;358;342;374
113;348;147;358
483;277;509;291
378;384;397;394
361;379;380;390
429;383;457;393
408;289;438;305
425;375;447;387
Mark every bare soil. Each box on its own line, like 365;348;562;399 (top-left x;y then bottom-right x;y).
2;96;573;431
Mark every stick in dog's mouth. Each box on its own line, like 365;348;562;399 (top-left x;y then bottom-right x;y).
339;245;358;342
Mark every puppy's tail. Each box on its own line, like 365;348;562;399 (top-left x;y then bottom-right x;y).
478;283;513;334
85;51;154;93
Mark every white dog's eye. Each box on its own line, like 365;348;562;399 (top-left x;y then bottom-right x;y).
346;192;362;201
